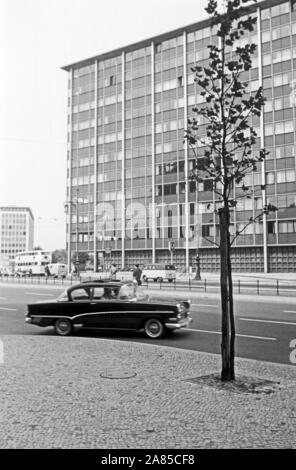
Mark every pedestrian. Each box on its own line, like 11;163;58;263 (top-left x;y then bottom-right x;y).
133;264;142;286
44;265;50;278
110;264;117;280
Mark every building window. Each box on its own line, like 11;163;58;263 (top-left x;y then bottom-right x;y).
266;172;275;185
267;221;276;234
278;221;296;233
202;225;211;237
109;75;116;86
189;181;196;193
164;183;177;195
156;186;162;196
179;182;186;194
204;180;213;192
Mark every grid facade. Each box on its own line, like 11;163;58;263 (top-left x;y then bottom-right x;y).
0;207;34;262
63;0;296;272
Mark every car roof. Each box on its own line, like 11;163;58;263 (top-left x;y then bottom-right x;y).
67;281;127;292
81;279;122;284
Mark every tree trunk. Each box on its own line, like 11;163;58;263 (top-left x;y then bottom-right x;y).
219;206;235;381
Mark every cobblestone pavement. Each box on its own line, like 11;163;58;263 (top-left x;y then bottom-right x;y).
0;335;295;449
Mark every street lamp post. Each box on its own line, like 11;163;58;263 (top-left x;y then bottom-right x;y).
169;241;175;265
64;188;80;275
75;193;79;275
195;250;201;280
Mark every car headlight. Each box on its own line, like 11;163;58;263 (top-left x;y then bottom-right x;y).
177;303;186;314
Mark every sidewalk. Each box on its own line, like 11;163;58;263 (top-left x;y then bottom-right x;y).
0;335;295;449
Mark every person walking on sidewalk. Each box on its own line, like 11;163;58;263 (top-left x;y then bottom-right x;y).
110;264;117;280
133;264;142;286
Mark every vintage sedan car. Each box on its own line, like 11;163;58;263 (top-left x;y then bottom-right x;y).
25;281;192;338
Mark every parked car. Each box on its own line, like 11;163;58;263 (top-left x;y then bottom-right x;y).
142;264;176;283
47;263;68;278
15;270;29;277
25;281;192;338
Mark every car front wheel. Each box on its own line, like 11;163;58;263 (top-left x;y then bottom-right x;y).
144;318;164;339
54;318;72;336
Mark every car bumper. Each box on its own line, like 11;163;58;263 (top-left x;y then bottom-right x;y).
25;316;32;323
165;316;192;330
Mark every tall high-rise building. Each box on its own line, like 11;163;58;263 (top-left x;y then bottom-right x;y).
0;206;34;264
63;0;296;272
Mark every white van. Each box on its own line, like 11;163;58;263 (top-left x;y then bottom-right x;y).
47;263;68;278
142;264;176;283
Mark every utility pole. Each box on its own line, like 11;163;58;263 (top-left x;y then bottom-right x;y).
169;241;175;265
64;187;80;276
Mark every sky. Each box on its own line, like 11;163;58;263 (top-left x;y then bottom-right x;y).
0;0;208;251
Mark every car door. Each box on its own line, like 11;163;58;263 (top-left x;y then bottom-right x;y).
109;283;144;330
86;286;121;329
90;284;140;330
68;287;93;325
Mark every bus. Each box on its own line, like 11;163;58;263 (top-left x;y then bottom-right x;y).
14;250;52;276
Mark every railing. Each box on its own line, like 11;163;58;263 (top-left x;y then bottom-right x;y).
141;277;296;297
0;274;295;296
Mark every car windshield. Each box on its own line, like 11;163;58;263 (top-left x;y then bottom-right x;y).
118;283;137;300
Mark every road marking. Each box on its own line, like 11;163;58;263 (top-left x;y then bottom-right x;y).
191;303;219;308
25;292;55;296
0;307;17;311
236;333;276;341
187;328;276;341
188;328;220;335
284;310;296;314
0;297;8;300
240;317;296;326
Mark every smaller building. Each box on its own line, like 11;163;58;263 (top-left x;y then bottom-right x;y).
0;206;34;266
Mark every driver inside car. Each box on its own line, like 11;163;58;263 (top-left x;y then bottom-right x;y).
103;287;116;299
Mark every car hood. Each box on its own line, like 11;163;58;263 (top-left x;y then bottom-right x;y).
27;299;58;306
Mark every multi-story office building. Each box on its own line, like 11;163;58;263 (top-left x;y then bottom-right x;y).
0;206;34;263
63;0;296;272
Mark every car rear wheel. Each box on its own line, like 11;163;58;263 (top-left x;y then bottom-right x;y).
54;318;72;336
144;318;164;339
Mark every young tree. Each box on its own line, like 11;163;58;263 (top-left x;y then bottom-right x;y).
71;252;89;269
185;0;276;381
52;249;67;264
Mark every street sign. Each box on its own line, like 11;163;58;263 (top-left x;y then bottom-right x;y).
169;241;175;252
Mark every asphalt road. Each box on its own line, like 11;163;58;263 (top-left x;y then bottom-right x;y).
0;283;296;365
